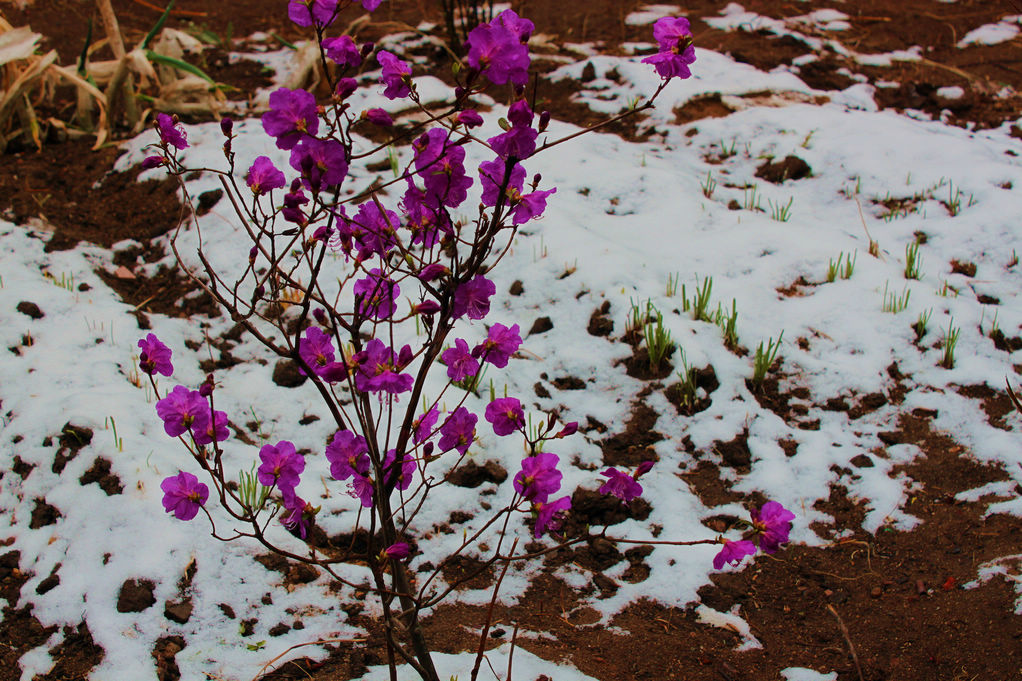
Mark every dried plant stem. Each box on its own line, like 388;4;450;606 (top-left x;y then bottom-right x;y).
95;0;139;127
827;604;864;681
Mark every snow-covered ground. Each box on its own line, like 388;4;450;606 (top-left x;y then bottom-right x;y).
2;22;1022;681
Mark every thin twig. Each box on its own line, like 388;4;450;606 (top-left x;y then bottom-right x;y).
826;604;864;681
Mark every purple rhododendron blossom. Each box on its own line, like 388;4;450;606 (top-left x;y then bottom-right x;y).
384;542;410;559
141;155;166;170
282;180;310;225
353;268;399;320
412;128;473;208
335;77;358;99
384;449;416;491
599;467;643;503
532;495;570;538
156;385;209;438
280;491;310;539
478;158;525;207
325;429;370;481
713;538;757;570
454;109;484;128
472;323;521;368
246;156;286;195
299;327;336;374
349;474;374;507
257;440;305;491
465;9;533;87
438;407;477;455
156;113;188;150
289;137;348;191
193;410;230;446
377;50;411;99
441;338;479;382
138;333;173;376
485;397;524;436
262;87;319;150
322;35;361;67
513;452;561;502
353;339;413;394
488;100;538;160
401;182;453;247
413;407;439;444
288;0;338;27
452;275;496;320
338;201;401;260
161;471;209;521
641;16;696;80
510;187;556;225
751;501;795;553
365;108;393;126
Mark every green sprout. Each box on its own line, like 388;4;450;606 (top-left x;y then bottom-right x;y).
940;319;961;369
701;170;717;199
673;348;699;410
768;197;794;222
713;298;739;350
904;241;923;280
882;282;911;313
913;308;932;341
827;251;856;282
751;331;784;389
643;305;675;370
681;276;713;322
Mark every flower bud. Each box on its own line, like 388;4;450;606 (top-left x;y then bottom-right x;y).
360;42;375;58
313;308;328;326
335;77;358;99
220;116;234;137
141;155;166;170
417;262;448;282
556;421;578;438
383;542;410;560
198;374;214;397
635;460;655;478
414;300;441;315
538;110;550;132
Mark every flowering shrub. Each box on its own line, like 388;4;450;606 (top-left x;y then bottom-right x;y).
140;5;792;679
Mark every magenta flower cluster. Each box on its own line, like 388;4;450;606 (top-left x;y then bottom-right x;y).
713;501;795;570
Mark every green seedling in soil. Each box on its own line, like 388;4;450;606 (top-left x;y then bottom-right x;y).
44;270;75;292
768;196;794;222
941;319;961;369
801;129;816;149
625;297;650;338
904;241;923;280
936;279;959;298
882;282;911;313
701;170;716;199
643;305;675;370
979;307;999;338
913;308;932;341
666;272;680;297
1009;249;1019;269
237;464;270;513
827;250;856;282
743;184;762;211
681;276;713;322
751;331;784;389
720;137;738;159
714;298;739;350
674;348;698;410
105;416;123;453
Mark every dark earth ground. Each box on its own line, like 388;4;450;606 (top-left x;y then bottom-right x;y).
2;0;1022;679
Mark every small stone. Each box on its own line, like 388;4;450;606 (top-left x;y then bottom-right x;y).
16;301;43;319
272;360;307;388
164;599;193;624
528;316;554;335
268;622;291;637
117;578;156;613
509;280;524;296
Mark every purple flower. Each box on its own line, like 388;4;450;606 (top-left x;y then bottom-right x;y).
257;440;305;491
364;107;393;126
325;429;370;481
417;262;448;282
413;407;439;444
281;491;310;539
193;410;230;446
282;180;310;225
288;0;338;27
442;338;479;382
156;385;209;438
751;501;795;554
598;467;643;503
454;109;484;128
352;339;413;394
472;323;521;368
401;182;452;246
289;137;348;191
138;333;173;376
156;113;188;150
713;539;757;570
485;397;524;436
141;155;166;170
349;474;375;507
384;542;410;560
488;100;537;160
161;471;209;521
323;35;361;68
299;327;336;374
478;158;525;207
452;275;496;320
438;407;477;455
362;0;383;10
641;17;696;80
377;50;411;99
532;495;570;538
338;201;400;260
246;156;286;195
513;452;561;501
510;187;556;225
262;87;319;150
335;77;358;99
465;9;533;87
353;268;399;320
383;449;416;491
412;128;473;208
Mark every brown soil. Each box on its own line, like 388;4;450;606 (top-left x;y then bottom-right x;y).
3;1;1022;681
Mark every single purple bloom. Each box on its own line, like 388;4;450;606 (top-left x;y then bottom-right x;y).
488;100;537;159
353;339;413;394
161;471;209;521
465;9;533;87
220;117;233;136
452;275;496;320
156;385;209;438
246;156;286;195
335;77;358;99
401;182;452;246
156;113;188;150
262;87;319;150
485;397;524;436
383;449;416;491
299;327;336;374
412;128;473;208
323;35;361;68
281;492;310;539
438;407;477;455
414;300;441;315
377;50;411;99
340;201;400;260
384;542;410;560
349;473;375;507
141;155;166;170
325;429;370;481
478;158;525;207
641;16;696;80
454;109;484;128
282;183;309;225
510;187;556;225
288;0;338;27
472;322;521;368
193;409;230;446
532;495;570;538
513;452;561;502
353;268;399;320
364;108;393;126
289;137;348;191
417;262;448;282
442;338;480;382
599;467;643;503
138;333;173;376
257;440;305;491
751;501;795;554
713;538;757;570
413;407;439;444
